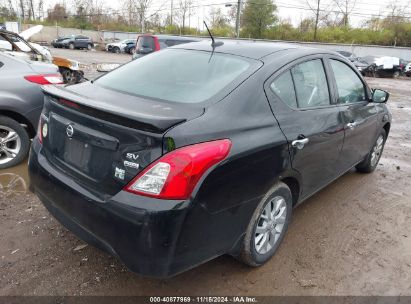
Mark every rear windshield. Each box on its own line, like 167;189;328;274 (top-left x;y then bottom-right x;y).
95;49;253;104
136;36;155;54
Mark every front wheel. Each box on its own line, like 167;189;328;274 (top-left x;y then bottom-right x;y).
87;43;92;50
0;116;30;169
69;43;75;50
239;182;293;266
356;129;387;173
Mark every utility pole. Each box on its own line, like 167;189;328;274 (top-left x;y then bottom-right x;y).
314;0;320;41
235;0;241;38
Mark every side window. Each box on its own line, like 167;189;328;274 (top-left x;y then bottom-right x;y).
330;59;366;104
291;59;330;108
270;71;297;108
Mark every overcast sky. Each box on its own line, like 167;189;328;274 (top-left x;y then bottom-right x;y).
40;0;411;27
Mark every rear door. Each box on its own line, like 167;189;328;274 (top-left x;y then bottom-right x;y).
265;56;345;198
327;58;379;170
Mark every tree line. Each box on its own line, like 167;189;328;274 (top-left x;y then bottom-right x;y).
1;0;411;47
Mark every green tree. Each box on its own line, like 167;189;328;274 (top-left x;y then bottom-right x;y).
241;0;277;39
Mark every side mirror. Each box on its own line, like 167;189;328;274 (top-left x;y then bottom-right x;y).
372;89;389;103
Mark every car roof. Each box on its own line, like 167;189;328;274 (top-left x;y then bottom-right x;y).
173;40;330;60
139;34;199;41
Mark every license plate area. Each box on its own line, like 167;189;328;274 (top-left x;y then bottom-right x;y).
63;138;92;173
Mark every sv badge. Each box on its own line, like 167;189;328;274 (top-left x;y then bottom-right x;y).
126;153;139;160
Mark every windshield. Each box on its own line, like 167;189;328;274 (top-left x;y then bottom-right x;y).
95;49;254;104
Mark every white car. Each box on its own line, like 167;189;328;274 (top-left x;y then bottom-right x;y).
0;25;53;62
105;39;135;53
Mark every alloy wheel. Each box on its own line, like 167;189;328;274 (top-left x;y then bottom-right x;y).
254;196;287;254
370;135;384;167
0;126;21;165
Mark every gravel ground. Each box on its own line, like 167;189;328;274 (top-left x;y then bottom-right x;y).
0;50;410;296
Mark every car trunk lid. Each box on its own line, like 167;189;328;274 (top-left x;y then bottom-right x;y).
41;83;204;199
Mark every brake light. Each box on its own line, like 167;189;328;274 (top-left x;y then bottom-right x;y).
24;74;63;85
125;139;232;200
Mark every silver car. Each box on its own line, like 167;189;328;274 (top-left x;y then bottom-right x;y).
0;52;62;169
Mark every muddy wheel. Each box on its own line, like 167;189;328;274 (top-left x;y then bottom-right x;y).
87;43;92;50
113;47;120;54
239;182;292;267
0;116;30;169
69;43;75;50
393;71;400;78
356;129;387;173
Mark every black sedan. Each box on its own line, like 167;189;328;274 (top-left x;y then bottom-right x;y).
28;41;391;278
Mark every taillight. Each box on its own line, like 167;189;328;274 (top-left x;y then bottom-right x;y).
24;74;63;85
37;114;48;144
125;139;232;200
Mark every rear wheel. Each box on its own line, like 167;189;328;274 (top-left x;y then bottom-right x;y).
113;46;120;54
0;116;30;169
356;129;387;173
239;182;292;266
87;43;92;50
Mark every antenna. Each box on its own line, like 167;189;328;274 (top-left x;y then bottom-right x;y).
203;21;224;48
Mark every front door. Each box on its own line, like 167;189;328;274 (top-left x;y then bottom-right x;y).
327;58;380;170
265;57;345;198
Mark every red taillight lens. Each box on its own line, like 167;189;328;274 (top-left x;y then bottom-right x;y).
24;74;64;85
125;139;232;200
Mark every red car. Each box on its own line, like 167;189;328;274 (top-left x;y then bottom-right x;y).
132;34;198;59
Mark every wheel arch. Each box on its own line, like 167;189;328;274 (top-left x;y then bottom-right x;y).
383;122;391;137
0;110;36;138
280;175;301;206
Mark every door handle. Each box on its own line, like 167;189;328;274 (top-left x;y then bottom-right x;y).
347;121;357;130
347;121;358;129
291;138;309;150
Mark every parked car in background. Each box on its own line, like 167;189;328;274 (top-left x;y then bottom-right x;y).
30;41;391;278
1;29;50;62
336;50;357;61
53;35;94;50
362;56;405;78
405;63;411;76
0;52;63;169
132;34;199;59
1;29;84;84
106;39;135;53
51;36;71;48
336;50;369;75
124;42;136;54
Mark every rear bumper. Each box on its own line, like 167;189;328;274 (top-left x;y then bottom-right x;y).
28;140;191;278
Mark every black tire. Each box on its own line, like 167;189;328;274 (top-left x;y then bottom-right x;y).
356;129;387;173
113;46;120;54
0;116;30;169
239;182;293;267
